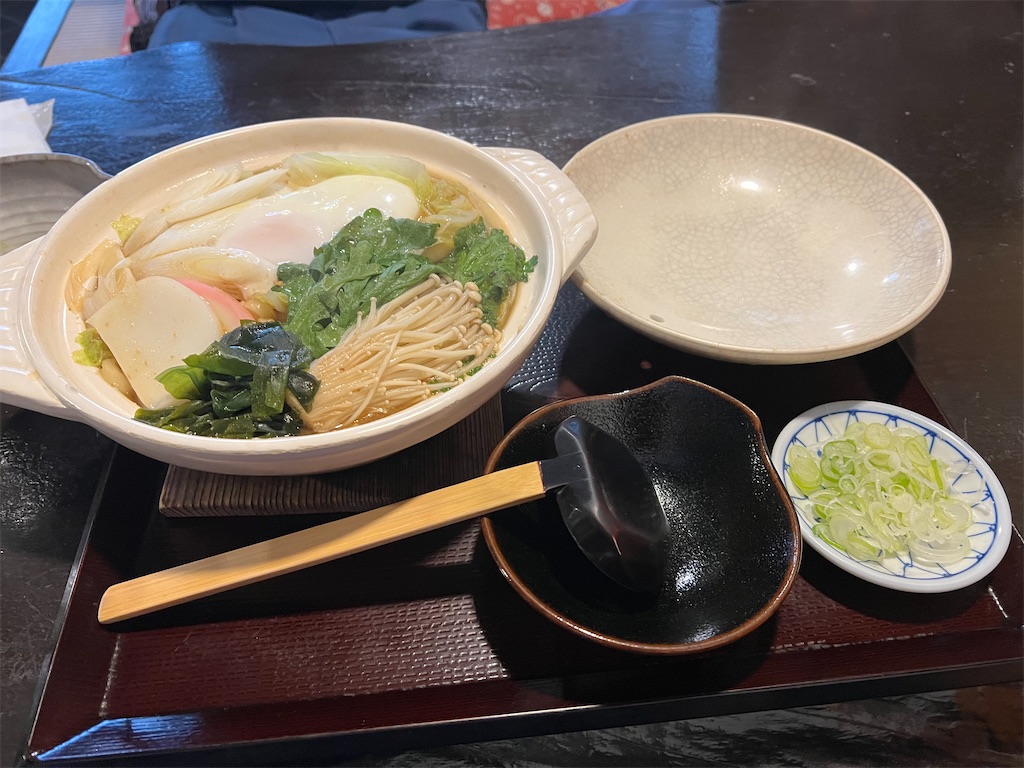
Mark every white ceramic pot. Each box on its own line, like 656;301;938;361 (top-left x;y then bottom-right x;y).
0;118;597;475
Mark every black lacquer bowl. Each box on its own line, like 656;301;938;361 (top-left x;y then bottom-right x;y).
481;376;802;654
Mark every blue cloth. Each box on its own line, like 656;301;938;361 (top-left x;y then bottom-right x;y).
149;1;487;48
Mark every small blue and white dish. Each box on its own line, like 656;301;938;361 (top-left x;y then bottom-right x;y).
771;401;1012;593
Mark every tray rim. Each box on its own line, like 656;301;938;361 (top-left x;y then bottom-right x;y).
27;652;1024;765
20;403;1024;766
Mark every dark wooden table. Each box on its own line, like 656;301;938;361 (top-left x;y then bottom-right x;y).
2;1;1021;765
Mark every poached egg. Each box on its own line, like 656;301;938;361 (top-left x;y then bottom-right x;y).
216;174;420;267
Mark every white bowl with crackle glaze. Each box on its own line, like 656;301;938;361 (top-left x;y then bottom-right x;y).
563;114;951;364
0;118;597;475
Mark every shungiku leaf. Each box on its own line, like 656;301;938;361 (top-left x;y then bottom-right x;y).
440;219;537;326
274;209;441;358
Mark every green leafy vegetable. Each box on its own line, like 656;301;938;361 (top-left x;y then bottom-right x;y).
440;219;537;326
274;209;441;358
72;328;113;367
155;365;207;400
135;322;319;438
135;400;306;439
275;209;536;356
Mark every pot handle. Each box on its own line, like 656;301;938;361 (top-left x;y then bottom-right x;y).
481;147;597;284
0;238;77;420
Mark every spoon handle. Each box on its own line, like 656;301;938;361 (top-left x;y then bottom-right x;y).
97;462;547;624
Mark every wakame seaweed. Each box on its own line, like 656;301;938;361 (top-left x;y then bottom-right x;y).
135;322;318;438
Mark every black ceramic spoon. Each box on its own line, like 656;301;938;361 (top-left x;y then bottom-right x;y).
97;416;669;624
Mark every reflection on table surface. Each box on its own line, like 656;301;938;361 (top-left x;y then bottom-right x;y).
1;1;1020;765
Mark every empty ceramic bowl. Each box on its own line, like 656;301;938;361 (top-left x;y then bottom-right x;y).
0;153;110;254
563;113;951;364
481;376;802;655
772;401;1012;593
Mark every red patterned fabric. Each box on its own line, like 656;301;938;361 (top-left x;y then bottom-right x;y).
486;0;629;29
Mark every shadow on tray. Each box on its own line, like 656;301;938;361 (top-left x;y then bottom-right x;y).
467;532;776;701
503;299;918;445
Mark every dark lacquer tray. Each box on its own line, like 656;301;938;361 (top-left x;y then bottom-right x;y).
23;303;1023;765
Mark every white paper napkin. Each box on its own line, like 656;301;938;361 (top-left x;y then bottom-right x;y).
0;98;54;156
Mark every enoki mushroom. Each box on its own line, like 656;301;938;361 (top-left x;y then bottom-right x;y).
294;274;500;431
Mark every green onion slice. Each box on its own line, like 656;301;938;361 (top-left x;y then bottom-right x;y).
787;422;977;565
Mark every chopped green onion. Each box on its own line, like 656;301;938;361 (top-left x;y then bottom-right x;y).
787;421;976;565
787;445;822;493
